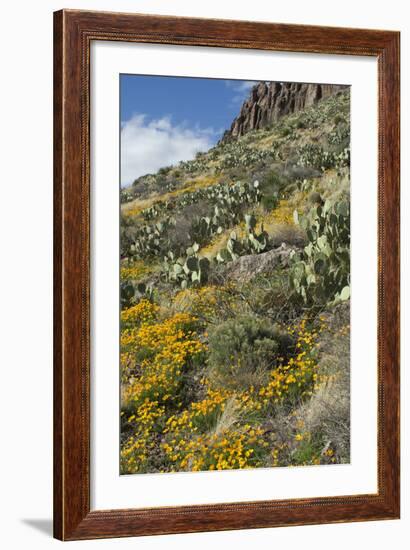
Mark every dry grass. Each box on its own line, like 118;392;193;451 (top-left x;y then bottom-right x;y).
298;371;350;462
122;174;221;218
211;398;241;437
296;304;350;462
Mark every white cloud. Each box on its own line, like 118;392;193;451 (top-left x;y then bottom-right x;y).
226;80;258;106
121;114;216;187
226;80;257;93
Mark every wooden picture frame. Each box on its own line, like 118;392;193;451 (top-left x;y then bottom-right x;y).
54;9;400;541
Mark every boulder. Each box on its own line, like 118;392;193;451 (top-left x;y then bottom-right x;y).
224;244;297;283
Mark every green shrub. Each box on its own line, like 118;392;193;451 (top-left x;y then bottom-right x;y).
261;194;278;211
260;170;288;202
120;281;135;309
158;165;172;176
207;314;292;390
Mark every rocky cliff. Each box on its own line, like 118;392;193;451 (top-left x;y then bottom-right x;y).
221;81;347;142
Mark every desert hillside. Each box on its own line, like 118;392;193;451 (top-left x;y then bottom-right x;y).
120;84;351;474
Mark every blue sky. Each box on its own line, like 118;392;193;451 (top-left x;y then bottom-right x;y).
120;75;256;186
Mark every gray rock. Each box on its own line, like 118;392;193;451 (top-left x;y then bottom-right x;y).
224;244;297;283
220;82;347;143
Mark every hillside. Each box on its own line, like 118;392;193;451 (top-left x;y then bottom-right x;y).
220;81;347;142
120;85;351;474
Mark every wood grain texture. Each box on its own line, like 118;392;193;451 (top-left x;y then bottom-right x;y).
53;10;63;541
53;9;400;541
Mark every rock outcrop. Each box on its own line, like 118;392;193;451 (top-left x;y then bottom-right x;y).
224;244;297;283
221;81;347;142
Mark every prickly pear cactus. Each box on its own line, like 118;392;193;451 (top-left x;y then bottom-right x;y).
162;243;210;288
291;197;350;306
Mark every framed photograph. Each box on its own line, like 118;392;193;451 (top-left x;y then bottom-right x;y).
54;9;400;540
